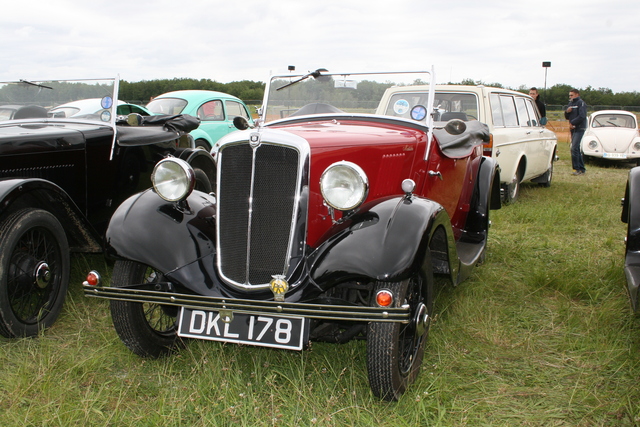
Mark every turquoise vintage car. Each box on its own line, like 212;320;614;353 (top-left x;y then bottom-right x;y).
146;90;253;150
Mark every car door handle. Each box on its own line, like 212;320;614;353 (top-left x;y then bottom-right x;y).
428;171;443;180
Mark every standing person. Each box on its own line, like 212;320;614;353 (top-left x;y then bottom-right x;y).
529;87;547;124
564;89;588;175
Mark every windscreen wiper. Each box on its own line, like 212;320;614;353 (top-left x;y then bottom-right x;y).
276;68;328;91
19;79;53;90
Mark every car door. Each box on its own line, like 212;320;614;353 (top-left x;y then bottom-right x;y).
513;96;544;179
489;93;530;184
196;99;228;144
522;97;554;177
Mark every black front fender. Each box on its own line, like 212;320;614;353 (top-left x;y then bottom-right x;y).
309;196;456;288
105;189;218;287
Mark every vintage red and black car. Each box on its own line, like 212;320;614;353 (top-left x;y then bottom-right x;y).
83;69;501;400
0;78;214;338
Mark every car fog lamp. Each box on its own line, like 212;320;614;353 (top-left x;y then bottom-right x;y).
320;161;369;211
83;270;101;287
376;289;393;307
152;158;196;202
588;140;598;149
635;141;640;151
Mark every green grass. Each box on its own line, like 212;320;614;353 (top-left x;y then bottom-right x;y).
2;142;640;426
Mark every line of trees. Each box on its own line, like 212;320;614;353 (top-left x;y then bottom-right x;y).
456;78;640;106
119;77;640;108
119;78;265;104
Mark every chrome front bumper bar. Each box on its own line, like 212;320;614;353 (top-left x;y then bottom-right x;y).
83;285;411;323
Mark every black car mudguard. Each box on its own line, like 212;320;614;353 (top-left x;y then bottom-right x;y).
309;195;457;289
622;166;640;312
103;188;219;288
0;178;101;253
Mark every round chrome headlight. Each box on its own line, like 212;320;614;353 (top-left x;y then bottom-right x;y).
634;141;640;151
151;157;196;202
320;161;369;211
588;140;598;149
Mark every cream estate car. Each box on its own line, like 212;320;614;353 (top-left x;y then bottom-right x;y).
581;110;640;163
377;85;557;203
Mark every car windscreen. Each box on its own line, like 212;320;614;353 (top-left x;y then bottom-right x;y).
146;98;188;115
383;92;479;121
592;114;637;128
262;71;433;124
0;79;118;125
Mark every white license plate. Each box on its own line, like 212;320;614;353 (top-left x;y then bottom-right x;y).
603;152;627;159
178;308;307;350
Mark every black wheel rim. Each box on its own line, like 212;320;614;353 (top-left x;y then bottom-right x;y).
398;276;427;376
141;268;177;335
7;226;62;324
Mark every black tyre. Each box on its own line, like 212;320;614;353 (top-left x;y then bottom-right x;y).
367;262;434;401
110;260;181;358
538;161;553;188
195;139;211;151
194;168;213;193
0;208;69;338
503;170;521;205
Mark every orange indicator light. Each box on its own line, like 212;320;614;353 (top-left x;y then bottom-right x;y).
376;290;393;307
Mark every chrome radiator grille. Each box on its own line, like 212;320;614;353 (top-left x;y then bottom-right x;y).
217;142;300;288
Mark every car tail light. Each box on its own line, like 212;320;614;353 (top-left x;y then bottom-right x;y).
375;289;393;307
483;134;493;156
83;270;101;287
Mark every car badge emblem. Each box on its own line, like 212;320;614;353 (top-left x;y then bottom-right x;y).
249;132;261;147
269;275;289;302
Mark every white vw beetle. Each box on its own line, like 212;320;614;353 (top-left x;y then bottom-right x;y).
581;110;640;163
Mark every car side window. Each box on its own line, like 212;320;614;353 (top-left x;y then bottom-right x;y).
499;95;518;127
490;93;504;127
524;98;540;127
515;97;532;127
226;101;250;120
197;100;224;121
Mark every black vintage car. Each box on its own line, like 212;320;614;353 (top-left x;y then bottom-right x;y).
622;166;640;312
0;78;215;338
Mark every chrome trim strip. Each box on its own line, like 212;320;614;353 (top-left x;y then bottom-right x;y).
83;285;410;323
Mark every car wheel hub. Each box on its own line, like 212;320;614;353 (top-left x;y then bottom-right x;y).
34;262;51;289
413;302;429;337
11;253;51;289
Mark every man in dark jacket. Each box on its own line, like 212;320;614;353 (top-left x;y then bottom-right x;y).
565;89;588;175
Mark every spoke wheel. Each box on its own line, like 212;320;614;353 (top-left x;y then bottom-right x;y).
367;258;434;401
110;260;182;358
0;209;69;337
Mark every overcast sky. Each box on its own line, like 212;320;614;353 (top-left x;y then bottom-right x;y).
3;0;639;94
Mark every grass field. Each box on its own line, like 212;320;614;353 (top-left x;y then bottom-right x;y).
1;140;639;426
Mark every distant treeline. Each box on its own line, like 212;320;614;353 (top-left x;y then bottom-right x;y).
457;78;640;107
119;78;265;104
119;77;640;108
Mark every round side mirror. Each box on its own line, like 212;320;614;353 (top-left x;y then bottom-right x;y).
126;113;143;127
233;116;251;130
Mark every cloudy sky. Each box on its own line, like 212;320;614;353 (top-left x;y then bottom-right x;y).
3;0;639;93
